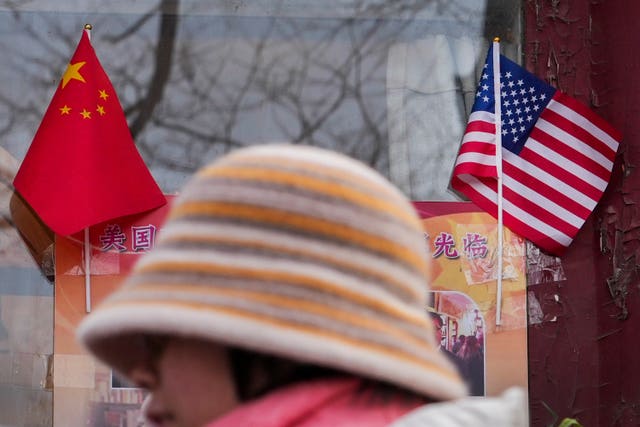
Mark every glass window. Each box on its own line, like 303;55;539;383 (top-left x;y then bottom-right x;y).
0;1;521;425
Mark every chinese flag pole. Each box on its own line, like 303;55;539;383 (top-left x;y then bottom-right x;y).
84;227;91;312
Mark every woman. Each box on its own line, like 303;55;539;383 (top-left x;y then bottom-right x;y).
77;144;525;427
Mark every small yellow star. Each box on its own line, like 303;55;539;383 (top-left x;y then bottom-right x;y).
62;61;86;89
96;105;106;116
98;89;109;100
80;109;91;119
59;105;71;115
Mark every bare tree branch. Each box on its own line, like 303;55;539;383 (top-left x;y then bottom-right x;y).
129;0;179;137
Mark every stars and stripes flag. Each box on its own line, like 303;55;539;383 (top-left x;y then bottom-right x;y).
450;44;621;256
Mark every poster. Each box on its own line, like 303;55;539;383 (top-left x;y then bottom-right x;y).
415;201;528;397
53;199;173;427
52;197;527;427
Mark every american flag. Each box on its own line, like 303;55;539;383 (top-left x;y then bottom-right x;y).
451;45;621;255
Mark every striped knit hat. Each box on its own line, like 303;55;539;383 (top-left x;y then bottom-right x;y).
77;144;467;401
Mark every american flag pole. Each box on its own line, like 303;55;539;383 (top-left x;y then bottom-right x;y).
83;24;93;313
492;37;504;326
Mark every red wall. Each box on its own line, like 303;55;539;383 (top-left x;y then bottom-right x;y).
525;1;640;425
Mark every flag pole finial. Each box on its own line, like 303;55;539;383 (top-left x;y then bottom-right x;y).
84;23;92;30
493;36;500;43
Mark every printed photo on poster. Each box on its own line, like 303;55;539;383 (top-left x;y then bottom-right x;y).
428;291;485;396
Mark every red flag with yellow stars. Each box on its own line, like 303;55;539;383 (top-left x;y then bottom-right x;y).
13;29;166;236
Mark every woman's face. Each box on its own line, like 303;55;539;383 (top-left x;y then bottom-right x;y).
130;337;239;427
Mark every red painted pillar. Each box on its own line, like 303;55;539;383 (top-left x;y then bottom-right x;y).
525;1;640;425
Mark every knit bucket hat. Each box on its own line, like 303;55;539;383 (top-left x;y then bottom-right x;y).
77;144;467;401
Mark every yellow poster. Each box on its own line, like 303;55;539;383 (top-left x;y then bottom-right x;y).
415;201;528;397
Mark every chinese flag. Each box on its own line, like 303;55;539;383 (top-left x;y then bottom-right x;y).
13;29;166;236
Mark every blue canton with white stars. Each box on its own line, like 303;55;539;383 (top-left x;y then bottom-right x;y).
470;46;557;155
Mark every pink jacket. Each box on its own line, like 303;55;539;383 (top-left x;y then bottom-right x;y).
205;378;422;427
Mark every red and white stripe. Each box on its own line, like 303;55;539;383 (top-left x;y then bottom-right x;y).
452;92;621;255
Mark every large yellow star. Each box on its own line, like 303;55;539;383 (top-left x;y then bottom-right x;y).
61;61;86;89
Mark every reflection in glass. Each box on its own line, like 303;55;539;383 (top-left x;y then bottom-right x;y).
0;0;520;199
0;1;520;425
